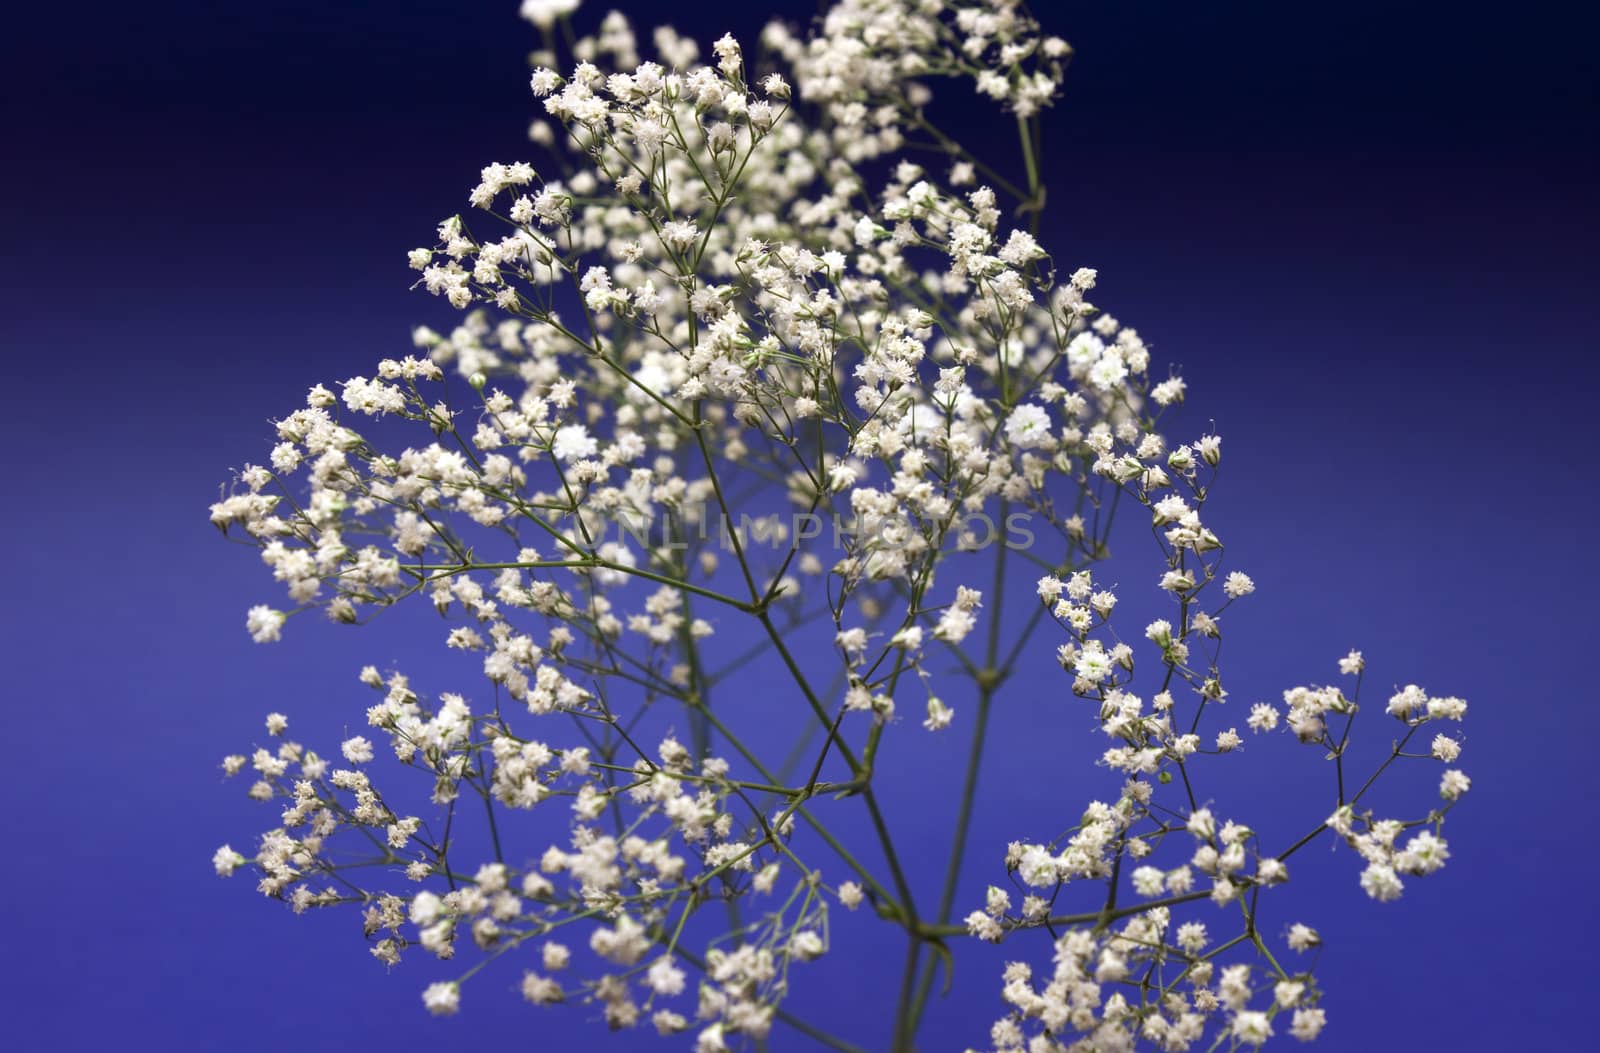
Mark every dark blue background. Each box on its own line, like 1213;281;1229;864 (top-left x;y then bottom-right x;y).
3;1;1594;1049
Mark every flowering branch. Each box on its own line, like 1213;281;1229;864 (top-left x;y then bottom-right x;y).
208;2;1472;1051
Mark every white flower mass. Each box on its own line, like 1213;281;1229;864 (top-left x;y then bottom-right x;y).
206;2;1472;1050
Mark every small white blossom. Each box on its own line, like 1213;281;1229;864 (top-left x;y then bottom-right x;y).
422;982;459;1016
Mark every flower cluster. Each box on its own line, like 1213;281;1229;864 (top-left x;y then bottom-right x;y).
952;427;1470;1050
210;2;1471;1051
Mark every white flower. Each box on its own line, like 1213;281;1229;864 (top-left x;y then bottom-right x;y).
212;845;246;877
964;910;1002;941
835;627;869;657
246;605;285;643
934;607;977;644
341;736;375;764
1287;923;1320;951
645;958;686;996
551;424;597;462
1247;703;1279;732
999;230;1043;266
530;67;560;96
1073;649;1114;683
1291;1007;1328;1041
660;221;698;253
1440;769;1472;799
1257;858;1288;885
1359;862;1404;902
1088;354;1128;390
1232;1011;1273;1045
1131;866;1165;897
1017;844;1059;887
410;891;445;926
1004;404;1052;449
1152;376;1186;405
1387;683;1428;718
519;0;579;30
521;972;563;1004
422;981;459;1016
1397;831;1450;875
1222;572;1255;598
789;930;825;961
696;1024;729;1053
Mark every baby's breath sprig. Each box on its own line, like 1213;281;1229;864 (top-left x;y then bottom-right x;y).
210;3;1470;1051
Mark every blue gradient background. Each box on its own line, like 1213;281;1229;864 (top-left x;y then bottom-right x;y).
4;1;1595;1049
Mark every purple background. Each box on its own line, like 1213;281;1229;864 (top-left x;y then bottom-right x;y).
4;1;1594;1048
